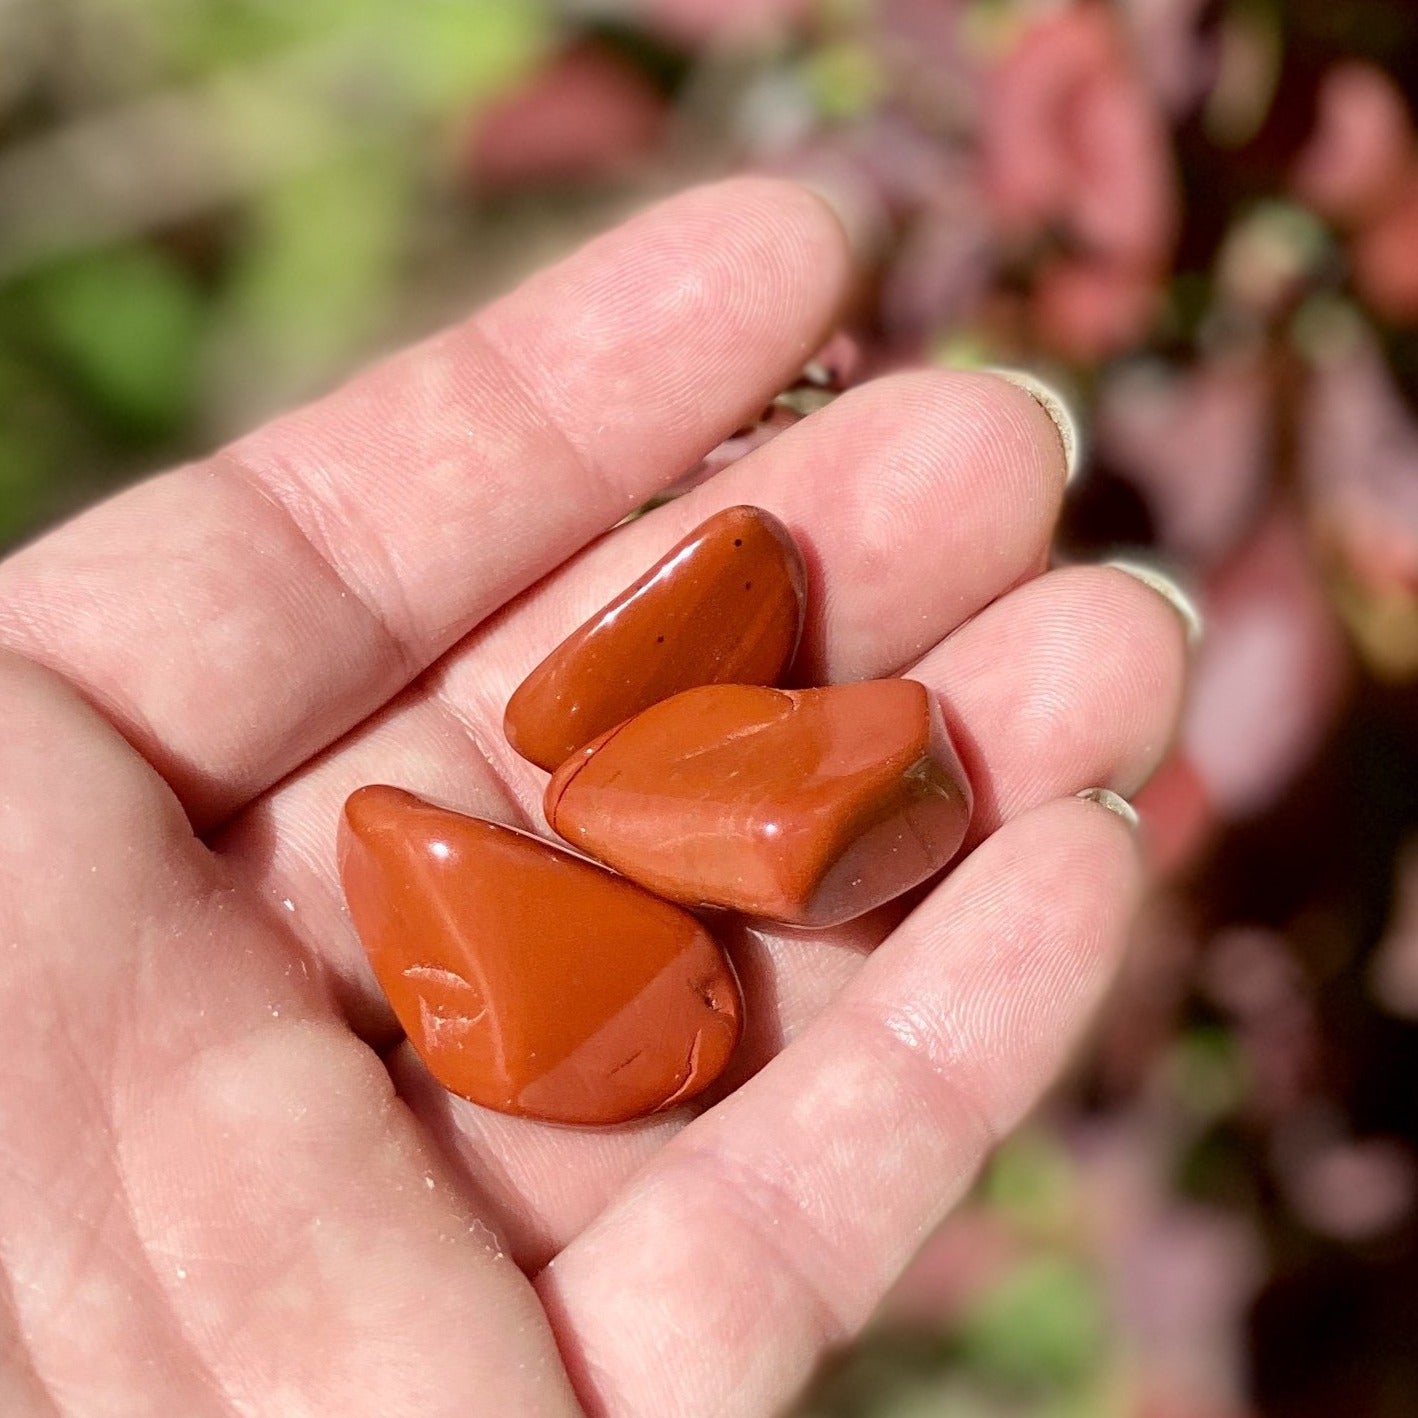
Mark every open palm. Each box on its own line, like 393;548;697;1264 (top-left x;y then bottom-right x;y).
0;181;1187;1417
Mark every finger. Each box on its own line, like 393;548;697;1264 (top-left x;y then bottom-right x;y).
386;562;1185;1267
924;561;1191;842
0;178;849;829
220;368;1070;1030
536;795;1143;1418
0;651;577;1416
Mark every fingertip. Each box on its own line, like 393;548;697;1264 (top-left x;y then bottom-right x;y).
1075;787;1142;832
983;368;1084;485
787;174;873;269
1102;556;1204;649
725;175;857;336
643;174;855;319
1058;792;1148;917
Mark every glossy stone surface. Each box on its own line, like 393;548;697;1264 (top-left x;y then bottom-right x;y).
545;679;972;928
505;505;807;772
339;786;742;1124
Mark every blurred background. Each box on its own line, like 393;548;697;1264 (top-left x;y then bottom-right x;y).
4;0;1418;1413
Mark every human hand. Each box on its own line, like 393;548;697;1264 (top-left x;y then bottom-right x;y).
0;180;1187;1416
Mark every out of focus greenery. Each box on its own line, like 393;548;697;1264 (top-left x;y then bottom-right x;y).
803;1135;1115;1418
0;0;552;544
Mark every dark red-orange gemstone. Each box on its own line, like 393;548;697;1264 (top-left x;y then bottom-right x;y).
339;786;742;1124
504;505;806;772
545;679;972;928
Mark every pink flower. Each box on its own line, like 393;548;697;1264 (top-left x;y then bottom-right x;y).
635;0;811;46
466;45;668;192
1096;358;1271;568
982;2;1178;269
1292;62;1414;227
1183;515;1350;821
1292;63;1418;324
1133;751;1213;877
981;2;1178;358
1032;256;1166;361
1117;0;1222;116
1353;175;1418;323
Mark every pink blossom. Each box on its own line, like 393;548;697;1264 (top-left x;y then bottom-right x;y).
1353;173;1418;323
1097;358;1271;568
982;2;1178;270
1201;929;1320;1118
1292;62;1414;226
635;0;811;46
1117;0;1222;116
466;45;667;191
1133;751;1214;877
1277;1124;1416;1241
1032;255;1165;361
1183;515;1350;820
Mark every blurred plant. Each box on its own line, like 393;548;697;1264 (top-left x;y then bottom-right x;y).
0;0;552;536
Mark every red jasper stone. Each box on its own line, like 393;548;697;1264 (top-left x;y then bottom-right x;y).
338;786;742;1125
545;679;972;928
504;505;807;772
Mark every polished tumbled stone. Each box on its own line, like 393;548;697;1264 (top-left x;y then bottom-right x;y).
545;678;972;928
505;505;807;772
339;785;742;1124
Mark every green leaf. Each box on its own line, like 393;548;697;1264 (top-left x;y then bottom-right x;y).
218;147;409;395
19;247;203;439
149;0;382;76
385;0;552;111
981;1131;1080;1239
0;345;76;548
801;41;884;121
0;425;49;546
957;1255;1107;1389
1166;1025;1247;1121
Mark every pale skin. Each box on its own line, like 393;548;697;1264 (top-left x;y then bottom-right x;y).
0;180;1187;1416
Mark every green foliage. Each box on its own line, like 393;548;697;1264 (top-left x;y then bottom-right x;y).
217;148;409;393
1167;1024;1248;1122
799;1253;1117;1418
0;417;52;545
956;1256;1108;1390
0;346;89;543
14;246;203;439
386;0;551;110
0;0;557;546
981;1131;1081;1240
802;41;884;121
128;0;384;77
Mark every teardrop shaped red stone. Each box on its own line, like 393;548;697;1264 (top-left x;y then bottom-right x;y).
339;786;742;1124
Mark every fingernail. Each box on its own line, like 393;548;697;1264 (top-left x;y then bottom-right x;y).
1076;788;1140;830
774;385;838;416
797;176;880;266
1105;558;1204;648
986;367;1083;485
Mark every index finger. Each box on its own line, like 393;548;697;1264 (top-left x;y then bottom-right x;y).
0;179;849;828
